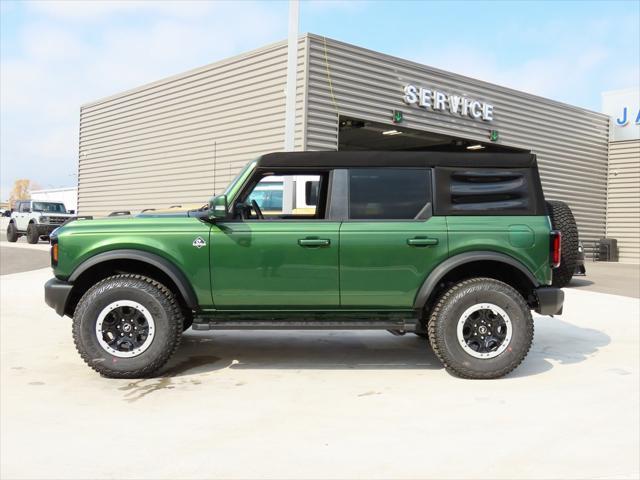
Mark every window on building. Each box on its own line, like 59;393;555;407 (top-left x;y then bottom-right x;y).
348;168;431;220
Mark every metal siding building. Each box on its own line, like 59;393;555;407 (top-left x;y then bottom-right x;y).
79;34;611;251
606;140;640;263
79;38;307;214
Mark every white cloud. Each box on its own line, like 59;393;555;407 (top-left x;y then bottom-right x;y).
1;1;287;200
409;11;639;109
27;0;221;21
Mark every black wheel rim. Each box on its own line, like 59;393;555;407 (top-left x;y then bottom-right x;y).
457;303;512;359
96;301;155;358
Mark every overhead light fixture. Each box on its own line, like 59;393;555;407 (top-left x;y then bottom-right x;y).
466;144;485;150
382;129;402;136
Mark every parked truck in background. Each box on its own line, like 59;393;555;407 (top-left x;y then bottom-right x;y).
6;200;77;244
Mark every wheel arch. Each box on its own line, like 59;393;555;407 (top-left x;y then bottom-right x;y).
66;249;198;316
414;251;540;312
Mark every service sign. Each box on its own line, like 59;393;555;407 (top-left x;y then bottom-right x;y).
403;84;494;122
602;88;640;142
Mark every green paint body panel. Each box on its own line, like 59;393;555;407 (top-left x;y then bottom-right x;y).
54;216;214;307
52;213;552;311
339;217;449;308
210;221;341;308
446;216;552;285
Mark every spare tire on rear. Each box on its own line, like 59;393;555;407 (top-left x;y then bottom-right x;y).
546;200;578;288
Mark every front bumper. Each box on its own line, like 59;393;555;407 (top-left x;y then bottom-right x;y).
36;224;63;236
44;278;73;317
534;287;564;316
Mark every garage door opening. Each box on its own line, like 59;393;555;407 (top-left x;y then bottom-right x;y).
338;117;525;153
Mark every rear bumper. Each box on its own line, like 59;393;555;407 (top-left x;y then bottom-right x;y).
44;278;73;317
534;287;564;315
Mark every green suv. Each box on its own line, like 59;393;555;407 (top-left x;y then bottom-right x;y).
44;152;573;379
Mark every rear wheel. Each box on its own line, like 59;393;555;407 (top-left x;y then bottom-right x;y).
428;278;533;379
6;222;18;242
546;200;578;287
72;274;183;378
26;224;39;244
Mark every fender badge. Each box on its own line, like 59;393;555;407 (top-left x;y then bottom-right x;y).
192;237;206;249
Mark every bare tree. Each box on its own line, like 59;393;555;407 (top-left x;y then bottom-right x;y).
8;179;40;208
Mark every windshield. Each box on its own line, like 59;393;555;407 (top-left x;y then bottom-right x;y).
32;202;67;213
223;160;256;200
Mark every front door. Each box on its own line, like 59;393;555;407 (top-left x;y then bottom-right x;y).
339;168;449;308
16;202;29;230
211;171;340;309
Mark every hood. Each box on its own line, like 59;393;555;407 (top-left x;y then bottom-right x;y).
37;211;76;217
136;211;190;218
55;210;205;236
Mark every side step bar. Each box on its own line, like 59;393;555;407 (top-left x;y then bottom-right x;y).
192;319;419;331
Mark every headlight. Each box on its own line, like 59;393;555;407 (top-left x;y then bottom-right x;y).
578;244;583;253
40;216;49;223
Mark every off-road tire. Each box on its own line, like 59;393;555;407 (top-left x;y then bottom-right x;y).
427;278;534;379
72;274;183;378
546;200;578;288
26;223;39;244
182;311;194;332
6;222;18;242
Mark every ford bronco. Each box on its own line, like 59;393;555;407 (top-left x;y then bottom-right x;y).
7;200;77;244
44;151;576;379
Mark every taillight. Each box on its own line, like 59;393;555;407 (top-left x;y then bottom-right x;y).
550;230;562;268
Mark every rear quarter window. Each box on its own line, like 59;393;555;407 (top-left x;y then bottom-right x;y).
434;167;543;216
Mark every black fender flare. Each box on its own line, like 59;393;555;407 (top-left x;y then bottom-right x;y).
68;249;198;309
413;251;540;310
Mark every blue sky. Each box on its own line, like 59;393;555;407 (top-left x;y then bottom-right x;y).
1;0;638;201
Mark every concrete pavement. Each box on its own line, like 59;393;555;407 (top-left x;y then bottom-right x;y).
1;267;639;479
0;246;50;275
570;261;640;298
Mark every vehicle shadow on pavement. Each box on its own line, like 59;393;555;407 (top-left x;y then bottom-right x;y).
569;278;595;288
161;331;442;377
510;316;611;378
159;316;611;379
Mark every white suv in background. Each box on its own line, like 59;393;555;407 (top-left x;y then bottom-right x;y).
6;200;77;244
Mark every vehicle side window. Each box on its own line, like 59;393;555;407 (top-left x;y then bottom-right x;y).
19;202;30;213
348;168;431;220
241;172;326;220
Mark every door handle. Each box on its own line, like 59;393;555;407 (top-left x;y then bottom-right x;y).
407;237;439;247
298;238;331;247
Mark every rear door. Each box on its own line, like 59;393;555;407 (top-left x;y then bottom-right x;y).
339;168;448;308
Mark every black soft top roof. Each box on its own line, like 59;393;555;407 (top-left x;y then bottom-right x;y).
256;151;536;169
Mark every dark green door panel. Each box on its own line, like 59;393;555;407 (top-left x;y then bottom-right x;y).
211;222;340;308
339;217;449;308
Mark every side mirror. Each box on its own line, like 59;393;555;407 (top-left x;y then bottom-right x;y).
208;194;229;220
69;210;76;214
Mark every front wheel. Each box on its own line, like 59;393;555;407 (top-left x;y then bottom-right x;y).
427;278;533;379
72;274;184;378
